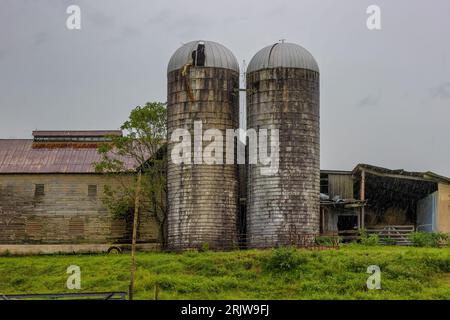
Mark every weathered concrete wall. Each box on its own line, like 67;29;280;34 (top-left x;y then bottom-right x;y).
0;174;159;245
167;67;240;250
246;68;320;248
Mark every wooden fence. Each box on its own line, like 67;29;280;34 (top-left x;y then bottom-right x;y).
366;225;415;246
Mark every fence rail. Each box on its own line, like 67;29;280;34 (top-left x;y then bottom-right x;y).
366;225;415;246
0;292;127;300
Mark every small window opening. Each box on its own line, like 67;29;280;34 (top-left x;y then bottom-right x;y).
35;184;45;197
88;185;98;198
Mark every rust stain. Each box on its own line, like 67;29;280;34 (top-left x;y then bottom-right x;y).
32;142;101;149
0;140;137;173
181;64;195;103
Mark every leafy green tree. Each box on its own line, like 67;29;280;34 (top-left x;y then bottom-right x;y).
95;102;167;246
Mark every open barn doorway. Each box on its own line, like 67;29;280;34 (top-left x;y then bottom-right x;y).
337;215;358;231
337;215;359;243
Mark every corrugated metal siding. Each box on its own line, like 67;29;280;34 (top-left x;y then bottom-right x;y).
417;192;438;232
328;174;354;199
0;140;137;173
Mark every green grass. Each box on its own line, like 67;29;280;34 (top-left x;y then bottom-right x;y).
0;245;449;300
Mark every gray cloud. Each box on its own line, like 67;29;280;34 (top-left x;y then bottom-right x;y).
430;82;450;100
84;5;115;28
32;32;49;47
146;9;173;26
103;25;141;44
357;92;381;108
0;0;449;176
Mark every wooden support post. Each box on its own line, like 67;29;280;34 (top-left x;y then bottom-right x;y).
321;208;326;234
129;170;142;301
357;212;361;230
360;170;366;230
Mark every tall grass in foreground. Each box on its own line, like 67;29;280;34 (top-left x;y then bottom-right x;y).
0;246;449;300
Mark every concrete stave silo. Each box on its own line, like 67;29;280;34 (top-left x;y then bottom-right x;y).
246;42;320;248
166;40;240;250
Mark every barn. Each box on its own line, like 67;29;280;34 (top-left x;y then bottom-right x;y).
320;164;450;244
0;130;160;255
1;130;448;253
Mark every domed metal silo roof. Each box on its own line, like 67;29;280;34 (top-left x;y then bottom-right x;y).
247;42;319;73
167;40;239;73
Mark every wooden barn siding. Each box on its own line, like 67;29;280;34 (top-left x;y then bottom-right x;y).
328;174;354;199
0;174;159;244
438;183;450;233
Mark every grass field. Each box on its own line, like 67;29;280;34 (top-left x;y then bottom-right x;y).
0;245;449;300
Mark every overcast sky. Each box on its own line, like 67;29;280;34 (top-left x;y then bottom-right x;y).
0;0;449;176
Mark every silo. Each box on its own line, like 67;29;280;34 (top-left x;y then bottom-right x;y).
246;42;320;248
167;40;240;250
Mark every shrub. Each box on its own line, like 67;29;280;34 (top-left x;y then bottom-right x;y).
360;229;380;246
199;242;210;252
437;233;449;246
381;237;397;246
264;247;302;273
0;250;12;257
409;232;449;247
315;236;340;246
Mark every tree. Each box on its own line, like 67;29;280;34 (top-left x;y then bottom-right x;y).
95;102;167;246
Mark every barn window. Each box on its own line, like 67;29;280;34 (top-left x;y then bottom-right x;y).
88;185;98;198
35;184;45;197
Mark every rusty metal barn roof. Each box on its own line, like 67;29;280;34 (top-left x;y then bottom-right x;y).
0;139;137;174
32;130;123;137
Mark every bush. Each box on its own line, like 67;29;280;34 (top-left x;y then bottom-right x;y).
360;229;380;246
199;242;210;252
409;232;449;247
264;247;302;273
0;250;12;257
381;237;397;246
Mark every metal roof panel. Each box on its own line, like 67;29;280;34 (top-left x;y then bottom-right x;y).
0;140;138;174
247;42;319;73
167;40;239;73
